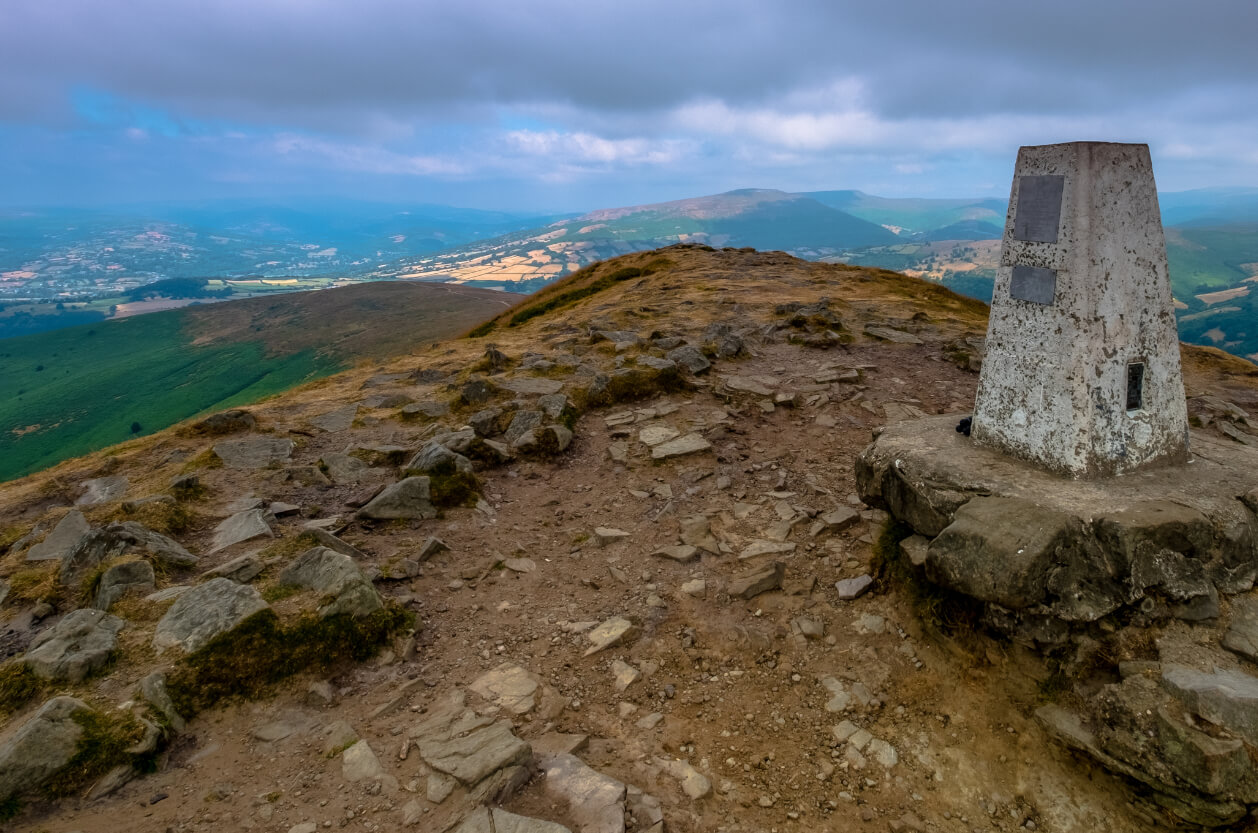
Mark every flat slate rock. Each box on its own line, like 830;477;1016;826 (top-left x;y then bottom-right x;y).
309;404;360;433
864;325;923;344
584;616;639;657
729;561;785;599
23;609;124;682
1223;596;1258;663
638;424;680;447
541;752;626;833
25;510;90;562
454;807;572;833
213;436;294;469
651;433;712;460
498;377;565;396
411;692;532;786
106;522;198;568
210;508;275;553
723;375;775;396
470;663;541;715
320;453;379;485
75;476;128;507
152;577;270;654
1161;664;1258;746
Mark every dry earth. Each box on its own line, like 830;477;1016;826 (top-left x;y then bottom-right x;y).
4;246;1258;833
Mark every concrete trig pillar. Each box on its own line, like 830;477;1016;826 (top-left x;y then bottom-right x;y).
971;141;1189;477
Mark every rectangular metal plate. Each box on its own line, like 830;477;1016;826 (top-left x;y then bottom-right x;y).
1010;265;1057;305
1013;175;1064;243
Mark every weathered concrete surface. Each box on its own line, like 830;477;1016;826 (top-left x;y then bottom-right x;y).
972;142;1188;477
858;416;1258;625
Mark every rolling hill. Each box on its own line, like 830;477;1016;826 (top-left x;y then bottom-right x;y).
354;189;898;290
0;281;510;481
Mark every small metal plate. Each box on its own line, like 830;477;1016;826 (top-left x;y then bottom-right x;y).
1010;265;1057;305
1013;175;1064;243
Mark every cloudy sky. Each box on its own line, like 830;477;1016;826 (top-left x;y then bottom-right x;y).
2;0;1256;212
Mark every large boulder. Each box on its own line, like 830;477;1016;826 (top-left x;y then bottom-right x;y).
667;345;711;375
356;477;437;521
503;410;544;445
23;609;124;682
279;547;383;619
512;425;573;456
93;559;156;610
0;696;96;802
212;436;294;469
152;578;270;654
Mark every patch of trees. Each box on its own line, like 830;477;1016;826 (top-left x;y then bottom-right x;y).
126;278;231;301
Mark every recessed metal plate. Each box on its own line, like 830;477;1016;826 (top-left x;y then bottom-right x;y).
1010;265;1057;305
1013;175;1064;243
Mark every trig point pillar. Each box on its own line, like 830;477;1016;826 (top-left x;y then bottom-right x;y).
971;141;1189;477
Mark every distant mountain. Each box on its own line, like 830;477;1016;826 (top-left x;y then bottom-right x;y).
803;190;1007;235
0;281;510;480
358;189;897;290
1159;188;1258;227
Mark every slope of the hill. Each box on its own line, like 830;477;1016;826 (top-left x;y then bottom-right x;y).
357;190;897;290
0;281;510;481
2;246;1257;833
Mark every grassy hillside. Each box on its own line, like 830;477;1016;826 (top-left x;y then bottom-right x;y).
0;281;508;481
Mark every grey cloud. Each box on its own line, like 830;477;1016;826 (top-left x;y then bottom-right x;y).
3;0;1256;131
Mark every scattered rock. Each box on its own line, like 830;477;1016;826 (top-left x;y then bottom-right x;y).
210;508;276;553
667;345;710;375
652;545;698;563
594;527;632;547
864;326;923;344
739;540;795;560
342;740;387;782
93;558;156;609
416;536;449;561
836;575;873;600
75;475;128;507
411;691;532;786
107;522;199;568
679;579;706;597
152;577;270;654
320;453;377;485
454;807;572;833
611;660;640;693
638;424;681;447
499;377;565;396
406;441;474;476
728;562;785;599
139;671;185;733
470;663;542;714
25;511;90;566
23;608;124;682
212;436;295;469
191;408;256;435
279;547;383;619
401;400;450;420
541;752;626;833
356;477;437;520
513;424;573;456
584;616;639;656
309;404;359;433
651;433;712;460
1223;596;1258;663
660;758;711;799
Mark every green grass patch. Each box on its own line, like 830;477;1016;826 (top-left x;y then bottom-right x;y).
165;604;413;717
0;312;338;482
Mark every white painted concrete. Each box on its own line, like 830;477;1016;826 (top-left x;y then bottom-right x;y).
972;142;1189;477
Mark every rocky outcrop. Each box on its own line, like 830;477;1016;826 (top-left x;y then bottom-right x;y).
0;696;96;802
93;559;156;610
212;436;294;469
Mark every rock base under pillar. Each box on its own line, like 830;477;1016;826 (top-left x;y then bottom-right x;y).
858;415;1258;639
858;415;1258;827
